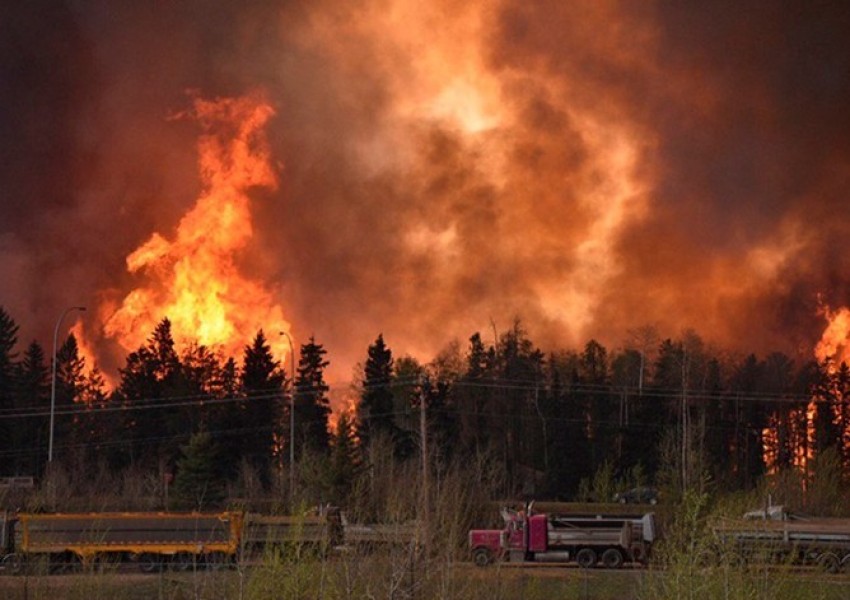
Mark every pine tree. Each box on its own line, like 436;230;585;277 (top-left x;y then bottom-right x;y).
207;356;243;477
329;411;360;504
357;334;396;450
423;377;459;466
456;332;495;453
13;341;49;475
0;307;19;469
390;355;421;460
544;350;591;497
53;334;88;462
494;321;545;488
172;430;226;509
728;354;767;488
579;339;612;471
117;318;183;467
240;330;285;486
293;336;331;457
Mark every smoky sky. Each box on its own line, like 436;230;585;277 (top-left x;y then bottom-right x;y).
2;0;849;381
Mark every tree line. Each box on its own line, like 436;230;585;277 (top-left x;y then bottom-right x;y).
1;306;848;509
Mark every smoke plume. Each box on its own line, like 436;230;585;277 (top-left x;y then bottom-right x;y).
2;0;849;381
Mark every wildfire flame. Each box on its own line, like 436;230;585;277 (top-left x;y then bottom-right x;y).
103;91;292;364
764;304;850;475
814;306;850;369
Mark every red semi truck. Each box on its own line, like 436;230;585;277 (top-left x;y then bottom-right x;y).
469;506;657;569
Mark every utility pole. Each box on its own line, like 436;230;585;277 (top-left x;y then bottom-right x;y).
280;331;296;508
49;305;85;464
419;378;429;563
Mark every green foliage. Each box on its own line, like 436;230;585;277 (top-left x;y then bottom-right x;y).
356;334;397;451
293;336;332;456
12;340;48;475
240;330;286;486
329;411;360;504
172;430;226;510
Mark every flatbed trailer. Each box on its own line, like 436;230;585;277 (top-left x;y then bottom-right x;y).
242;512;342;555
711;506;850;572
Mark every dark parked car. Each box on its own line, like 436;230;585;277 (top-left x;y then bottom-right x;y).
613;487;658;505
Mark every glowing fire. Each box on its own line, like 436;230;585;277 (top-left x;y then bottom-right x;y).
764;305;850;475
103;91;292;363
815;306;850;369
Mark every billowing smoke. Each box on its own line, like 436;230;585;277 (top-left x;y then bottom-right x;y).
2;0;849;382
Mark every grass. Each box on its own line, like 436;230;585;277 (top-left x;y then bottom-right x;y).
5;553;850;600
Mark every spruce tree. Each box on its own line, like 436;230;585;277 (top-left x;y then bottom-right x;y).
329;411;359;504
172;430;225;509
117;318;183;467
0;308;19;470
53;334;87;462
240;330;285;486
14;341;49;475
357;334;396;450
456;332;495;453
293;336;331;457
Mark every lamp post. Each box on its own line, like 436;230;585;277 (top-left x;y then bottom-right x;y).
280;331;296;505
49;305;86;464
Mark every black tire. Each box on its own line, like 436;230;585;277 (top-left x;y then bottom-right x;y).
205;552;230;570
94;553;122;573
472;547;492;567
171;553;195;572
575;548;597;569
138;553;162;573
818;553;840;574
4;554;26;575
601;548;624;569
50;553;81;574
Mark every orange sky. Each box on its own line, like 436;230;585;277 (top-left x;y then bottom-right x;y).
2;1;850;384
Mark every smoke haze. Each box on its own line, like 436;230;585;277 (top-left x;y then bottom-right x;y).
2;0;849;381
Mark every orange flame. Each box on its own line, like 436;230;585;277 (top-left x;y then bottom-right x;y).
764;305;850;476
814;305;850;370
104;91;291;363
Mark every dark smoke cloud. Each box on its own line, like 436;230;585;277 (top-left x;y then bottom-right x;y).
2;0;849;382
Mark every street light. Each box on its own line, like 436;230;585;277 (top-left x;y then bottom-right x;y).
49;306;86;463
280;331;296;505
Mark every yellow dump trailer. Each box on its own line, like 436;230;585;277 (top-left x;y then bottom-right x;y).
7;511;242;573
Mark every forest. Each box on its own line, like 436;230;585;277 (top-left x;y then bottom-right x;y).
1;304;848;515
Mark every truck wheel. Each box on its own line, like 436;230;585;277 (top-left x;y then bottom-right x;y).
4;554;26;575
601;548;624;569
575;548;597;569
818;553;840;574
472;547;493;567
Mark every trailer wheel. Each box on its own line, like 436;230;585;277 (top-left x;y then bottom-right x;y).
818;552;840;574
138;553;162;573
171;553;195;572
205;552;230;570
575;548;597;569
601;548;624;569
472;547;493;567
51;552;81;574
